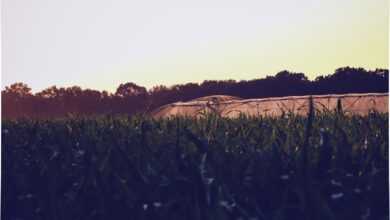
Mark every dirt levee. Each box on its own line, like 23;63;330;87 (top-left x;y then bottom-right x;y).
151;93;388;118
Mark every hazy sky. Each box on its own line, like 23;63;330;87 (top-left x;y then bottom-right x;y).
2;0;388;93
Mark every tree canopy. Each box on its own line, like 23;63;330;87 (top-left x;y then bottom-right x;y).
2;67;388;118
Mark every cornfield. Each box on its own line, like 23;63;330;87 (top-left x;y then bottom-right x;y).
2;107;388;219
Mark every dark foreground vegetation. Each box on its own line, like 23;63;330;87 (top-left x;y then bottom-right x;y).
2;66;388;119
2;108;388;220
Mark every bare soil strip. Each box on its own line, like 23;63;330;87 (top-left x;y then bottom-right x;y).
152;93;388;118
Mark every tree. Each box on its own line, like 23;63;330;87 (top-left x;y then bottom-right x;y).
3;82;32;97
65;86;83;97
275;70;308;81
36;86;61;98
115;82;147;97
1;67;388;119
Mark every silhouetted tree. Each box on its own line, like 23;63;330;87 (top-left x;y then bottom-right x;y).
2;67;388;119
3;83;32;97
115;82;147;97
313;67;388;94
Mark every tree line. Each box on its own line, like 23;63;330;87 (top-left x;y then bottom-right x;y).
2;66;388;119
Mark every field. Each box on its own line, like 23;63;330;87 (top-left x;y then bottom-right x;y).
2;105;389;220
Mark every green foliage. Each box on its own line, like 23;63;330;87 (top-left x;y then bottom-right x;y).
2;112;388;220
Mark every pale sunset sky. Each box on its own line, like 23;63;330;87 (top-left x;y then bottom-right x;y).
2;0;388;93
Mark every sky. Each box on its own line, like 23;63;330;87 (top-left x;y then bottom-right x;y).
2;0;388;93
